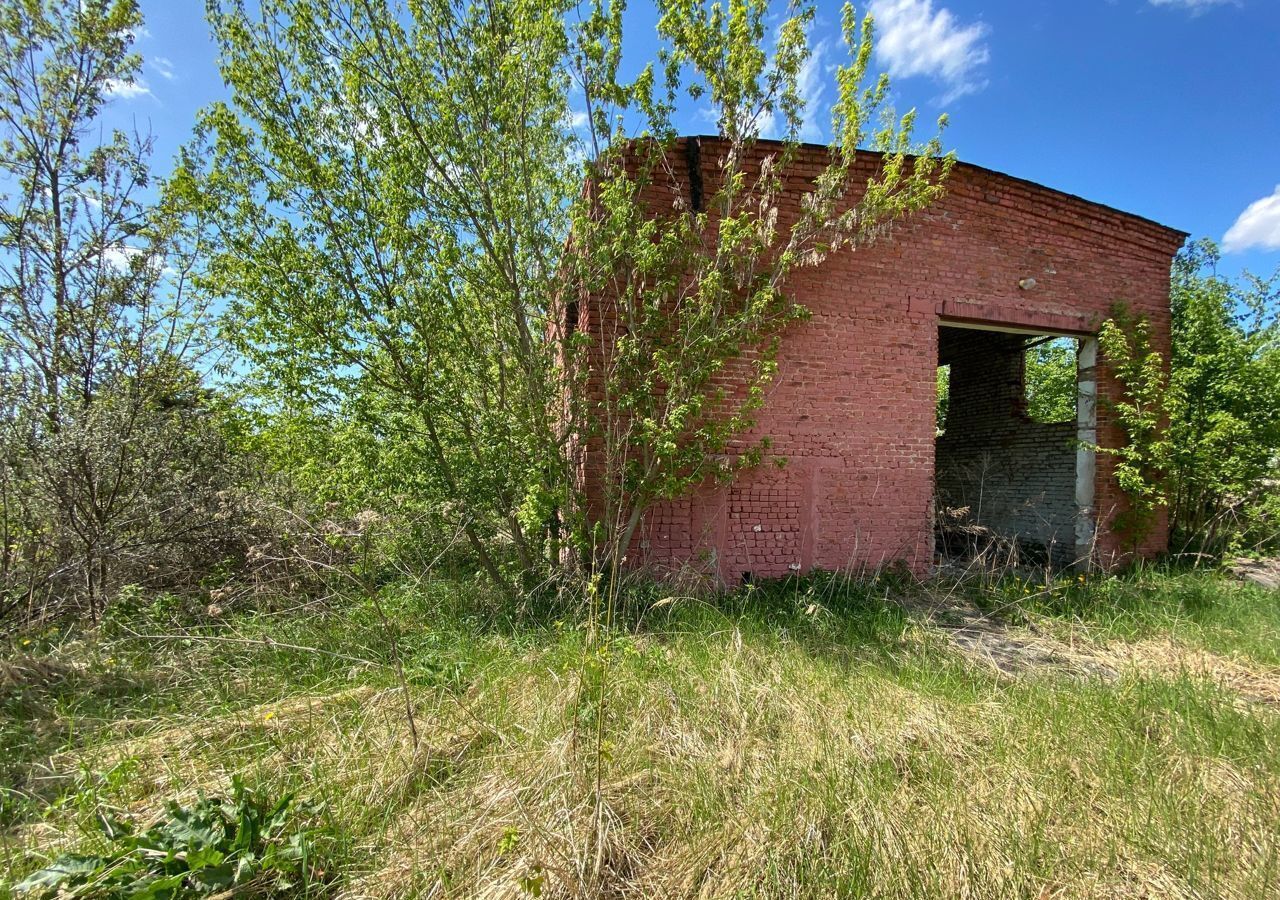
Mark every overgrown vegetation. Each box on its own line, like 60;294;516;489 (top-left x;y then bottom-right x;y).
0;0;1271;631
0;0;243;623
3;571;1279;898
1098;304;1171;547
171;0;951;593
1097;242;1280;555
1;3;1278;896
1166;242;1280;554
0;0;947;620
14;777;320;898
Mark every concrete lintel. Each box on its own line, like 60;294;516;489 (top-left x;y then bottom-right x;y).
939;317;1092;340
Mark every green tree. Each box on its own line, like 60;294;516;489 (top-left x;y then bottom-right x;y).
1097;241;1280;557
1024;337;1076;423
181;0;951;593
0;0;229;620
1166;240;1280;554
178;0;578;596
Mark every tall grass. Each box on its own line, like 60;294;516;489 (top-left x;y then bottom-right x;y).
960;563;1280;664
3;571;1278;898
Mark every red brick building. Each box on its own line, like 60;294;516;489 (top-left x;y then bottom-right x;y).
583;137;1187;582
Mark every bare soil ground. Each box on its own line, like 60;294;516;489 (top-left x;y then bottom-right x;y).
900;591;1280;707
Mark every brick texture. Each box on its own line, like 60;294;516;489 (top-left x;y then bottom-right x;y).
586;137;1187;582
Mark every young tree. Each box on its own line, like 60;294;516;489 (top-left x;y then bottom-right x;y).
183;0;951;594
1097;305;1170;549
1097;241;1280;557
566;1;951;574
181;0;578;597
1166;240;1280;553
0;0;227;619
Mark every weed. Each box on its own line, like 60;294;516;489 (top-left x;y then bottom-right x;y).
11;777;323;898
3;571;1278;898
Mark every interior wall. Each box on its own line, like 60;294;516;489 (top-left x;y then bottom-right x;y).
935;326;1079;567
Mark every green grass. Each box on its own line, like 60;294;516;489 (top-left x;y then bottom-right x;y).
965;564;1280;665
2;570;1278;898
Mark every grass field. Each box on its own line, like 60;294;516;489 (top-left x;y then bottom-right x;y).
2;568;1279;898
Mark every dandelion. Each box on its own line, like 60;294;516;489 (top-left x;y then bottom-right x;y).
263;711;275;722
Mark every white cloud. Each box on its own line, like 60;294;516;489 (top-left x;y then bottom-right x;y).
1223;186;1280;253
749;34;831;141
148;57;175;80
1149;0;1240;12
101;244;144;271
104;77;151;100
797;39;831;142
867;0;990;102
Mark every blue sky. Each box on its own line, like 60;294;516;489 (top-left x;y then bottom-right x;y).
114;0;1280;278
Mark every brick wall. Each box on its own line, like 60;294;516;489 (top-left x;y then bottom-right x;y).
585;136;1186;582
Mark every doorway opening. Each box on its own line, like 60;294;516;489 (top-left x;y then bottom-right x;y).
935;322;1097;571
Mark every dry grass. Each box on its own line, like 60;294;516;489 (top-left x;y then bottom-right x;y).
1094;638;1280;707
3;575;1280;898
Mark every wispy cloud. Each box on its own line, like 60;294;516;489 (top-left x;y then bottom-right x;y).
148;56;176;81
104;77;152;100
1223;186;1280;253
867;0;990;103
751;33;831;141
797;39;831;142
1148;0;1240;12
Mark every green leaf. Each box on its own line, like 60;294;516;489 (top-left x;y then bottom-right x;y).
184;846;225;872
14;856;106;894
122;872;186;900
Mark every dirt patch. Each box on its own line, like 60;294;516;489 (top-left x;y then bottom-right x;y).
898;593;1114;679
899;593;1280;709
1092;638;1280;707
